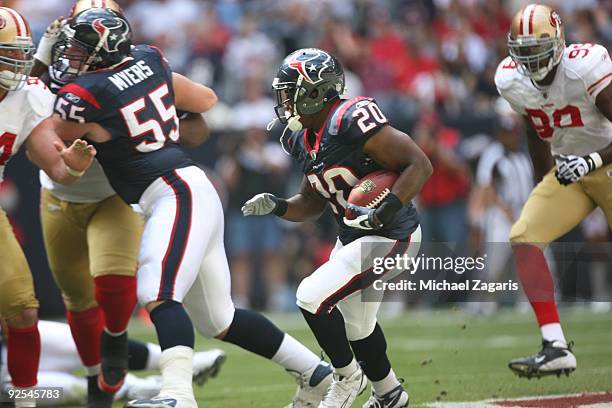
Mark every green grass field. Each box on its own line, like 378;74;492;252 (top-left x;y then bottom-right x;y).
114;308;612;407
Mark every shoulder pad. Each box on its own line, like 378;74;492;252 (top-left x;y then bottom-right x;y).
328;96;375;136
58;81;102;109
494;57;522;91
24;78;55;118
133;44;167;62
563;44;609;79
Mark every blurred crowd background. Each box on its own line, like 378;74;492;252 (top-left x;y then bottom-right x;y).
2;0;610;315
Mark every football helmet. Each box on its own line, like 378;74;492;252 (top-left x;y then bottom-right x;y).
272;48;345;131
0;7;34;91
51;8;131;80
508;4;565;81
70;0;123;18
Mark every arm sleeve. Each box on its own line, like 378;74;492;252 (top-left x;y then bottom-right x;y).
22;82;55;138
583;45;612;103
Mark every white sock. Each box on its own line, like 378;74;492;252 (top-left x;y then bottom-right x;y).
271;334;321;374
159;346;195;400
334;358;359;378
85;363;100;377
371;369;400;396
540;323;566;344
146;343;162;370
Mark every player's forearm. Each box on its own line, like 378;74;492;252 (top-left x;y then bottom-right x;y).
390;155;433;203
178;112;209;148
282;194;327;222
595;142;612;165
172;73;218;113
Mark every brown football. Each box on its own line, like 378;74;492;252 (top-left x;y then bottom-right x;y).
345;170;399;219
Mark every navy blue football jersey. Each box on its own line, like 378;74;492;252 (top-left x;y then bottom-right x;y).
283;96;420;244
54;45;194;203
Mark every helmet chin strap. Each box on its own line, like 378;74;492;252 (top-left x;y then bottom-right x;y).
287;114;303;131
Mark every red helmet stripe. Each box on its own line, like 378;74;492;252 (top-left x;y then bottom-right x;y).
3;7;27;37
518;7;524;35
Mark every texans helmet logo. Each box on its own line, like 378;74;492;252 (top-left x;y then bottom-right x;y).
286;49;332;84
91;18;128;52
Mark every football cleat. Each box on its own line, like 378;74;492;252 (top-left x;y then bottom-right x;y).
362;384;409;408
285;361;333;408
98;331;129;393
318;368;367;408
509;340;576;379
114;374;162;402
87;375;114;408
192;349;226;386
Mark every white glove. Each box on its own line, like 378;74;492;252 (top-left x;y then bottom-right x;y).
241;193;280;216
555;153;601;185
34;17;66;66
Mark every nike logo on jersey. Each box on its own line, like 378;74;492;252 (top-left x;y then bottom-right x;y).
109;60;154;91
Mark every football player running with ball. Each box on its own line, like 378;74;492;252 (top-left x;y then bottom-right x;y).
243;48;432;408
0;6;96;404
49;8;332;408
495;4;611;379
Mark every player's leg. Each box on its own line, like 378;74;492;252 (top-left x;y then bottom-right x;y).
509;170;595;378
0;209;40;390
296;235;414;407
181;187;330;407
40;190;103;376
88;194;142;393
129;167;218;408
341;227;420;408
581;164;612;228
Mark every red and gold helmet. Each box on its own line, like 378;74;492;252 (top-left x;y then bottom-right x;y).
507;4;565;81
69;0;122;18
0;7;34;91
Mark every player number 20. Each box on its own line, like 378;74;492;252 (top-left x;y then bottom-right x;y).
121;83;180;152
307;167;359;215
353;102;388;133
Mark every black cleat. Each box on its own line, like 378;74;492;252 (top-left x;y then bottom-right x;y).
98;331;129;393
87;375;114;408
509;340;576;379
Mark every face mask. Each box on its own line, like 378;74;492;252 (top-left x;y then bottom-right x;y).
0;70;26;91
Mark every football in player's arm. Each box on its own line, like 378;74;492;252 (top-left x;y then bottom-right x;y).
265;124;433;228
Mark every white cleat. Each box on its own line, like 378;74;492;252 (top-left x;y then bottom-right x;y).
285;361;334;407
192;349;226;386
124;394;196;408
362;384;409;408
115;373;163;401
318;368;368;408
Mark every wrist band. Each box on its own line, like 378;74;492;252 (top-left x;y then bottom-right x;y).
587;152;603;170
272;197;288;217
66;165;85;177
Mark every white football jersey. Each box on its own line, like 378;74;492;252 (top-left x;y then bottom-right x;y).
0;79;55;183
40;160;116;203
495;43;612;157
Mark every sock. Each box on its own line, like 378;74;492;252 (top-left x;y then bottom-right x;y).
350;323;392;382
271;334;320;374
127;339;152;370
67;307;104;369
223;308;284;359
300;307;354;370
371;369;400;396
512;244;560;326
94;275;137;334
335;358;359;377
146;343;162;370
7;324;41;387
150;301;194;350
541;323;567;344
159;346;195;399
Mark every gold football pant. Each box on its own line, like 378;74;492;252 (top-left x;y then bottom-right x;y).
0;208;39;319
510;164;612;244
40;190;144;312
